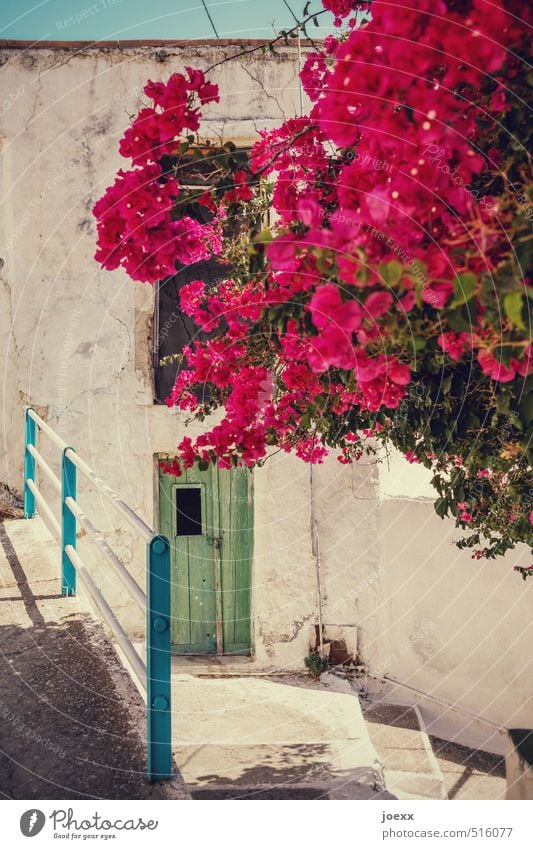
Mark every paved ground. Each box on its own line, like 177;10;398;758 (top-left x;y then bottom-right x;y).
363;703;447;800
362;698;506;801
0;518;387;801
171;672;390;799
0;518;186;799
429;736;506;800
0;516;506;801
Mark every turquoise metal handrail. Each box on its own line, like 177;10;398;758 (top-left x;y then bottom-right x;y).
23;406;172;782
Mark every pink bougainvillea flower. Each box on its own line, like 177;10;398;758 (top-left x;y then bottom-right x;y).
308;284;362;332
179;279;206;316
364;291;393;319
297;197;323;228
438;332;472;361
93;0;532;573
422;282;454;310
266;235;299;271
478;351;517;383
388;360;411;386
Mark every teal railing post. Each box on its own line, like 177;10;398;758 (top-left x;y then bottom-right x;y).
147;534;172;781
61;448;77;596
24;408;36;518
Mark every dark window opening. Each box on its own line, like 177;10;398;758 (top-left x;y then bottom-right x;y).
176;487;203;536
153;147;259;405
154;258;228;404
154;152;233;404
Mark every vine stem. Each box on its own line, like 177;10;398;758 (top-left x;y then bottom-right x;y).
204;8;331;73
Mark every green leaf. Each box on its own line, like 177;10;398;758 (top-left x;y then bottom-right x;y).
447;303;475;332
503;291;526;330
379;260;403;287
434;497;448;519
300;411;311;429
451;272;477;307
518;392;533;427
431;475;444;495
441;375;452;394
255;227;273;244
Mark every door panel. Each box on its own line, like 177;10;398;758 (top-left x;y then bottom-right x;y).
218;467;253;653
159;461;253;655
160;465;217;653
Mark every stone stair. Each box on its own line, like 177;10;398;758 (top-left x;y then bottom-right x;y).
426;735;506;800
326;672;507;800
170;672;390;800
362;702;447;800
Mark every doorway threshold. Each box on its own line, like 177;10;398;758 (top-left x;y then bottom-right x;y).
172;654;254;676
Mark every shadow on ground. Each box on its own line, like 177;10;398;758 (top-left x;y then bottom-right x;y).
429;737;506;800
0;521;179;799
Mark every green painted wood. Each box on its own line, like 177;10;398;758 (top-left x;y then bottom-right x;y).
217;469;235;650
159;464;216;654
211;466;224;654
159;462;253;655
218;466;253;654
185;465;216;653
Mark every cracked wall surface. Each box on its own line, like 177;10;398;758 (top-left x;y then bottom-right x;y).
0;41;340;670
0;44;531;733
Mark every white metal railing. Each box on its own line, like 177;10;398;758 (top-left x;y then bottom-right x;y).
378;674;506;733
23;406;172;781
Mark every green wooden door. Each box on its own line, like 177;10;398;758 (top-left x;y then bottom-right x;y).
158;462;253;655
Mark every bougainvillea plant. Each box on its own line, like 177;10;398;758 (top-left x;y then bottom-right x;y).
94;0;532;573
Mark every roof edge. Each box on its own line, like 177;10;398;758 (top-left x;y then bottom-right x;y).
0;38;319;50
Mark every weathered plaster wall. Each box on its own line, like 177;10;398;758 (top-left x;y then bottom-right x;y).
0;44;531;739
0;40;355;670
375;455;532;747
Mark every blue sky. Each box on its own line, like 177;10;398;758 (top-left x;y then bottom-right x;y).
0;0;336;41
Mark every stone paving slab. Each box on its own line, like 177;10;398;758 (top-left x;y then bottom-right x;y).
429;736;506;801
171;673;389;799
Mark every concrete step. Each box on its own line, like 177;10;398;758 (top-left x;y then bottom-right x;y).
171;672;390;799
352;677;507;800
428;735;506;800
362;702;448;800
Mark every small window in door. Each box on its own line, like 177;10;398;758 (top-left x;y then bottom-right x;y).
175;487;203;536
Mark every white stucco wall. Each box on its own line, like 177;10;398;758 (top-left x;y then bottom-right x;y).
0;42;531;742
0;38;340;670
375;501;532;749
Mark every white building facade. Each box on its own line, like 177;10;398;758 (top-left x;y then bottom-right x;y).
0;40;531;750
